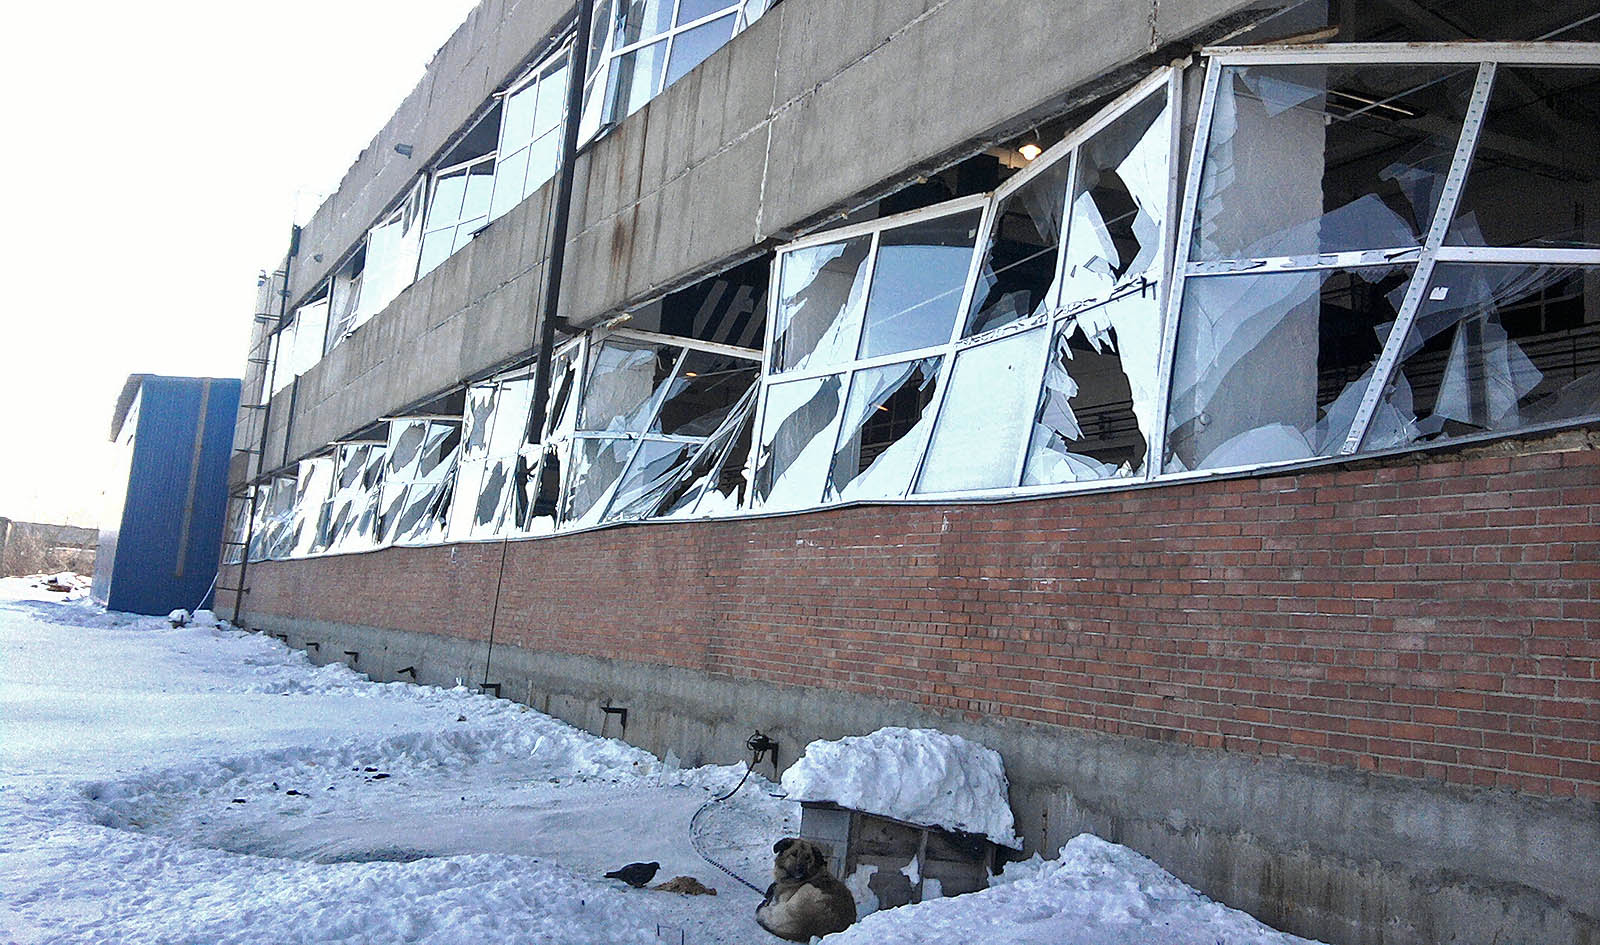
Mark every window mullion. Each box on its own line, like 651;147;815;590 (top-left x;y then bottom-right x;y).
1340;62;1497;455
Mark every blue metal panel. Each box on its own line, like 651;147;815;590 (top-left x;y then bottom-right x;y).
100;376;241;615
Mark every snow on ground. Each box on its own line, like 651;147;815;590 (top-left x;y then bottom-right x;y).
830;834;1323;945
0;577;795;945
782;726;1022;848
0;576;1327;945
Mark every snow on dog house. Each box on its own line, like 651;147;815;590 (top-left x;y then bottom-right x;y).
782;727;1022;910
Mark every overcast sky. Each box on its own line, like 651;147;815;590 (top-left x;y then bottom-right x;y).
0;0;482;527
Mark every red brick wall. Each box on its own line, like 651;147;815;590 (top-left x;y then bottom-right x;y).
224;444;1600;801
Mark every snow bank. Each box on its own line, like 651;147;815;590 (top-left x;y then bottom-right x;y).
823;833;1323;945
780;727;1021;848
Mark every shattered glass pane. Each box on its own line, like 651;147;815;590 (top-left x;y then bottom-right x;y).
603;439;699;522
656;393;756;517
473;457;516;534
1165;266;1414;472
752;374;846;510
771;236;873;373
448;458;486;540
1058;87;1170;312
291;457;334;557
461;385;497;461
326;255;365;354
356;179;426;324
1192;64;1477;260
916;327;1047;493
826;357;942;502
652;350;758;437
414;422;462;484
1447;68;1600;249
563;437;634;526
605;39;667;122
1365;263;1600;450
964;155;1074;337
544;348;582;438
386;420;430;482
579;340;679;433
520;442;567;536
321;444;384;552
1023;292;1161;485
664;14;736;87
392;476;455;546
859;210;981;359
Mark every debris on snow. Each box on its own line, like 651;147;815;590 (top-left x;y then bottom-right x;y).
781;727;1022;848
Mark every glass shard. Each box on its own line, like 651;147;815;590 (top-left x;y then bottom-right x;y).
752;374;846;510
1023;291;1161;485
1192;64;1477;260
1366;263;1600;449
563;437;634;526
826;357;942;502
771;236;873;373
604;439;699;522
579;340;680;432
1165;266;1414;472
652;350;758;437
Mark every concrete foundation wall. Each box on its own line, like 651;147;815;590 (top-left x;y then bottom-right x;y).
221;436;1600;945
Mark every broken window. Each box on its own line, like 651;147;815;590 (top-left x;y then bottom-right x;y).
1363;263;1600;449
355;178;426;325
378;419;461;545
287;457;333;557
653;388;757;517
825;356;942;502
320;441;387;554
750;374;846;510
1165;265;1414;472
964;156;1073;338
490;49;571;222
1445;68;1600;249
419;157;496;277
1189;63;1477;262
248;476;298;561
564;329;761;527
450;371;537;540
325;247;366;353
770;236;874;374
222;499;249;565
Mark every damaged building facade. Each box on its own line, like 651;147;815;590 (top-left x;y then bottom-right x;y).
219;1;1600;943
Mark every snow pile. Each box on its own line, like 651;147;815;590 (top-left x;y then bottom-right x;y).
780;727;1021;848
824;833;1322;945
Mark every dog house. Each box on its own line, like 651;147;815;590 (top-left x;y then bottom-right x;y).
799;801;1003;908
782;727;1023;911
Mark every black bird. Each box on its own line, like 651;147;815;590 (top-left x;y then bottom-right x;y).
604;861;660;887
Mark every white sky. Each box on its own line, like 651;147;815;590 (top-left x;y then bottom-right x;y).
0;0;482;527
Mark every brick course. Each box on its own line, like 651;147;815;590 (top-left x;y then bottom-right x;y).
223;443;1600;801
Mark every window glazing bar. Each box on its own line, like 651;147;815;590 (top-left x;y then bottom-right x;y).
1340;63;1497;455
1202;42;1600;66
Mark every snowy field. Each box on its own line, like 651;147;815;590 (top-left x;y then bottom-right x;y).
0;577;1323;944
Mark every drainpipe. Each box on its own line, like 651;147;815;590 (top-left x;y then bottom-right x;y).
233;224;299;628
527;0;595;441
482;0;595;689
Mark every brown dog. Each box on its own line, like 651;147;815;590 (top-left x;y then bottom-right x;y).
755;838;856;942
